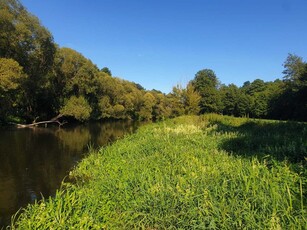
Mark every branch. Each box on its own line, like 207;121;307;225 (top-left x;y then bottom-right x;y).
16;114;66;128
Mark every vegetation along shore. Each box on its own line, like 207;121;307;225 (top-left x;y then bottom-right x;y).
1;1;306;228
10;114;306;229
1;1;307;125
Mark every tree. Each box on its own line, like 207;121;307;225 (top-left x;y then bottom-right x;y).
0;58;26;93
250;94;268;118
151;91;172;120
0;0;56;119
169;84;185;117
192;69;218;91
243;79;266;96
101;67;112;76
220;84;251;117
191;69;222;113
283;54;306;85
0;58;27;120
60;96;92;121
277;54;307;121
112;104;125;119
118;79;143;119
98;96;113;119
138;92;156;120
52;47;102;120
53;48;99;97
168;83;200;116
240;79;273;118
184;83;201;115
220;84;239;116
236;93;252;117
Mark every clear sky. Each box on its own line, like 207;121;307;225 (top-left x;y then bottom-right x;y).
20;0;307;93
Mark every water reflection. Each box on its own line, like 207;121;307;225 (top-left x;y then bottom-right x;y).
0;120;139;227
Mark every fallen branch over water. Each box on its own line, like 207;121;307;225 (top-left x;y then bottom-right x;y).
16;114;67;128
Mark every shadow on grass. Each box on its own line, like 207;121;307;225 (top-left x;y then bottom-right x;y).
212;120;307;166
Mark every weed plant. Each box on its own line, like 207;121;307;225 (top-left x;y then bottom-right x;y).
10;115;306;229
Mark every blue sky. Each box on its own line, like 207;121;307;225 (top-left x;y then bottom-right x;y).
21;0;307;93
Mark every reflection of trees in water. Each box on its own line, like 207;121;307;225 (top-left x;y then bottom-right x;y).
0;177;17;220
0;128;73;211
0;128;66;226
55;126;91;153
94;120;138;147
54;120;138;152
0;120;140;227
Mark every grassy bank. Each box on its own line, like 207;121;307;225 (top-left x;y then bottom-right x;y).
11;115;306;229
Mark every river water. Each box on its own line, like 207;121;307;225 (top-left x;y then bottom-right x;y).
0;120;139;228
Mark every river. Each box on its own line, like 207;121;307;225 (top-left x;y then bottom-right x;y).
0;120;140;228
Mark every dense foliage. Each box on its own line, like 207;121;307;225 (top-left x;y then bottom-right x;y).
11;115;306;229
0;0;184;123
189;64;307;121
0;0;306;123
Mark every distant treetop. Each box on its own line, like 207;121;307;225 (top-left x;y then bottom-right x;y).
101;67;112;76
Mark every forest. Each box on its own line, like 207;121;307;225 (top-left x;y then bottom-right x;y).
0;0;306;124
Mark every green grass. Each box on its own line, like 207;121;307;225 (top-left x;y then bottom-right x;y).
10;114;306;229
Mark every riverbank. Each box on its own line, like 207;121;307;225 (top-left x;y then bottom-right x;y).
10;114;306;229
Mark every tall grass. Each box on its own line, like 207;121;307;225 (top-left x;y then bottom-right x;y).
10;115;306;229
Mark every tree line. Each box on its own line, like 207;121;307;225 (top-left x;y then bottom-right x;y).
186;55;307;122
0;0;306;124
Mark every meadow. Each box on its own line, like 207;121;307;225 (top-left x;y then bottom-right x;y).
10;114;306;229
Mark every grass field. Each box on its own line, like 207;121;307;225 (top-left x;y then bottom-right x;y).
10;114;306;229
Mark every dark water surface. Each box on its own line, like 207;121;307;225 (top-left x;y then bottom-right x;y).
0;120;139;228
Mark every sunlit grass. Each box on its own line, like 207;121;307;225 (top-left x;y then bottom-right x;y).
11;114;306;229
